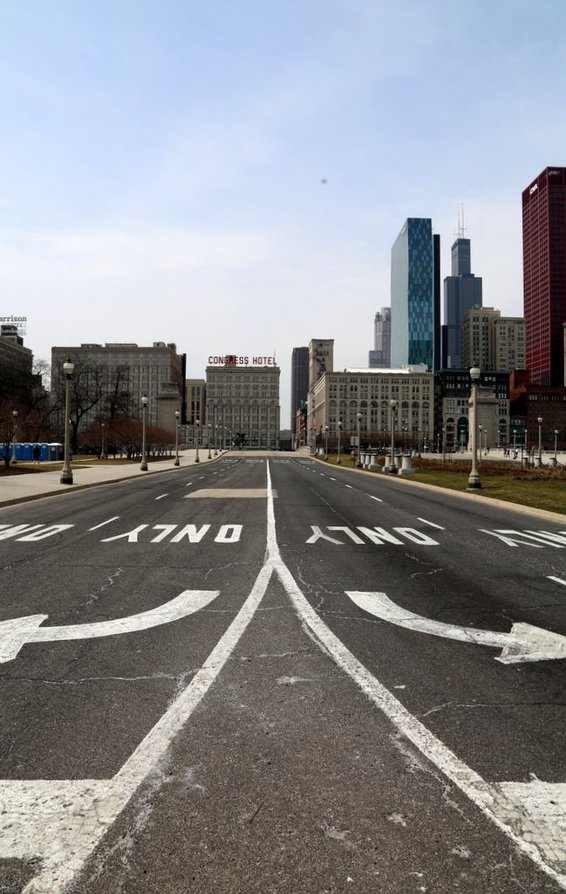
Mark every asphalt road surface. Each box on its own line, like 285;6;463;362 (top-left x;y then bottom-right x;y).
1;454;566;893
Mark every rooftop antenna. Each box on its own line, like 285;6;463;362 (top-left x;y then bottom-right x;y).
456;202;467;239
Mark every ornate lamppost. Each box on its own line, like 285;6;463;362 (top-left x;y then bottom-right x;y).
467;367;481;490
324;425;329;460
60;358;75;484
538;416;543;465
356;412;362;467
140;394;148;471
11;410;18;465
174;410;180;466
195;419;200;463
207;423;212;459
385;399;397;473
336;420;342;464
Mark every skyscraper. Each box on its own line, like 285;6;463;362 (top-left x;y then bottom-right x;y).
290;346;309;434
442;235;483;368
522;167;566;387
368;307;391;368
390;219;440;370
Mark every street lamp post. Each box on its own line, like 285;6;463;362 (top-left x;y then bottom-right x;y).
324;425;329;460
467;367;481;490
195;419;200;463
11;410;18;465
385;399;397;473
538;416;543;466
555;429;559;463
140;394;148;471
207;423;212;459
60;357;75;484
336;421;342;464
101;421;106;460
174;410;180;466
214;405;218;455
356;413;362;467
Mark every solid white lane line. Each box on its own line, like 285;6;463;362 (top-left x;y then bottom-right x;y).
548;575;566;586
264;461;566;891
155;494;168;500
5;559;271;892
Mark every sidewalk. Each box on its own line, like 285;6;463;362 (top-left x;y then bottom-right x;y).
0;449;222;509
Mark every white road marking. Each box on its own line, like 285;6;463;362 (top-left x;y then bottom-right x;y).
417;517;444;530
88;517;120;532
0;591;219;664
264;463;566;889
345;591;566;664
369;495;382;502
0;576;270;891
548;575;566;586
345;484;353;489
329;477;336;481
4;463;566;891
184;482;193;487
155;494;168;500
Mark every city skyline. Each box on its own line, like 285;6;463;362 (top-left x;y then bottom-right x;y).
1;1;565;423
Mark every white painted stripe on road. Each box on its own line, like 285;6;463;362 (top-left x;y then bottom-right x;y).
2;548;271;891
155;494;168;500
345;484;353;489
548;575;566;587
264;462;566;890
329;477;336;481
369;495;382;502
88;517;120;531
417;517;445;530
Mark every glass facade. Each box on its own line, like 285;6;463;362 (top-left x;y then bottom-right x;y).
391;219;434;369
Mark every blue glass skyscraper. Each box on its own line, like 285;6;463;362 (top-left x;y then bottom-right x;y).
390;218;440;370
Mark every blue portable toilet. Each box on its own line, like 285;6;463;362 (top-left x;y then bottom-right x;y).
49;443;63;460
40;443;49;461
21;443;33;461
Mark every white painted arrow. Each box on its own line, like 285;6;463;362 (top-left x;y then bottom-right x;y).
0;590;219;663
346;590;566;664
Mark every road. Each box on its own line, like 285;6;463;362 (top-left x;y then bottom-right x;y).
1;454;565;893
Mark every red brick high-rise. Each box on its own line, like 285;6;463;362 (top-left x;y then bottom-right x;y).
522;167;566;386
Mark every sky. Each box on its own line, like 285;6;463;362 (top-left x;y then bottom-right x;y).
1;0;566;427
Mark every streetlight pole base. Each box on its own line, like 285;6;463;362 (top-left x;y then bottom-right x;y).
60;470;73;485
467;475;482;490
174;458;180;467
140;461;148;471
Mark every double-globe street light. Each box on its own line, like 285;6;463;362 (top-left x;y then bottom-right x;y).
140;394;149;471
467;366;481;490
60;357;75;484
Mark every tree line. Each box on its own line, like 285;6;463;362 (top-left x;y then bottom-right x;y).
1;357;177;468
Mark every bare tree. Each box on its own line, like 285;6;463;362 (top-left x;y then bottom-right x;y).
51;357;105;453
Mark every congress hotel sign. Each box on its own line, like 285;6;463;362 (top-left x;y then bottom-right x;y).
208;354;277;367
